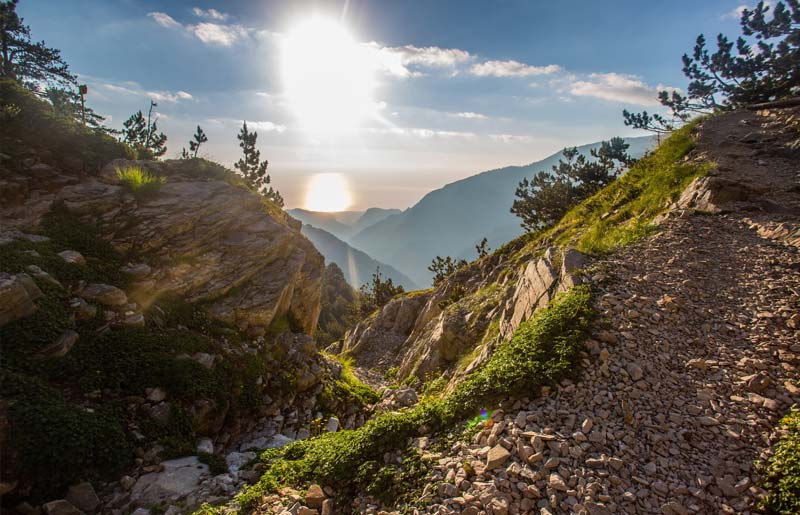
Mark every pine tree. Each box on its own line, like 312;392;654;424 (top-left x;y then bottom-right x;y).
235;121;270;192
189;125;207;157
625;1;800;133
428;256;468;286
475;237;490;259
121;100;167;157
511;139;633;232
44;86;108;130
359;267;404;314
0;0;74;90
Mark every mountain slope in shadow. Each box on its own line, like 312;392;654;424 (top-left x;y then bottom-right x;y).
350;135;656;286
300;224;419;290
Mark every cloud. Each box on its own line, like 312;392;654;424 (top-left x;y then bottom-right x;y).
192;7;229;21
489;133;533;143
147;11;251;46
365;43;473;78
190;22;250;46
456;111;487;120
205;118;287;133
148;90;193;103
82;76;193;103
568;73;676;106
470;60;561;77
148;12;181;29
723;1;771;19
249;121;287;133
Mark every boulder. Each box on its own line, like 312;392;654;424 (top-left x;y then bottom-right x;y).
68;297;97;321
65;482;100;512
41;329;79;357
0;272;43;326
325;417;339;433
57;250;86;266
42;500;82;515
305;484;326;509
81;283;127;307
131;456;210;505
196;438;214;455
58;160;326;335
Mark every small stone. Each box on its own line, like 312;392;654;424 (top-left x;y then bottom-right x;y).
69;297;97;321
325;417;340;432
686;358;708;371
297;508;318;515
548;473;567;491
486;444;511;470
146;387;167;402
742;372;770;393
40;330;79;357
42;500;82;515
121;263;152;278
81;283;127;306
121;313;145;327
627;362;644;381
120;475;136;491
305;484;326;509
197;437;214;454
58;250;86;266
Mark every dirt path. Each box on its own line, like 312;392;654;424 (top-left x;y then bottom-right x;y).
427;110;800;515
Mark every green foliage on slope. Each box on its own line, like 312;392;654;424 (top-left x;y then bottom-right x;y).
761;405;800;515
0;79;134;172
223;285;592;512
0;210;300;498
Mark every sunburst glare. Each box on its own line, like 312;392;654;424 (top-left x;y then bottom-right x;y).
304;173;353;211
280;16;376;133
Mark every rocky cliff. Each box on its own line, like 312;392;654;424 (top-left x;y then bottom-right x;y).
2;158;323;336
0;154;375;513
339;244;591;388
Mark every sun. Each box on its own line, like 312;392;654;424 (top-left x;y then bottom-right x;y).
281;17;376;132
305;173;352;212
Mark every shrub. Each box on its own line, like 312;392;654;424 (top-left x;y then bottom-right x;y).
761;405;800;515
2;369;132;499
0;79;134;173
542;120;711;255
117;165;166;199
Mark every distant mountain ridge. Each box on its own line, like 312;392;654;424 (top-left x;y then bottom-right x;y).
350;135;656;286
300;224;419;290
288;208;401;242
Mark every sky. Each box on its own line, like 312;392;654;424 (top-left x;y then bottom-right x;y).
19;0;753;210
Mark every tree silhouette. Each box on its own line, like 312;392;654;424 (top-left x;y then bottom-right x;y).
512;138;633;232
0;0;74;90
189;125;207;157
121;100;167;157
429;255;468;286
625;1;800;133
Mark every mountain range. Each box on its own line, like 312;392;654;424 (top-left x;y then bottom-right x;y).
288;207;401;242
299;224;419;290
349;135;656;286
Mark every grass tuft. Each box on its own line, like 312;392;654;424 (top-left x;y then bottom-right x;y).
117;165;166;199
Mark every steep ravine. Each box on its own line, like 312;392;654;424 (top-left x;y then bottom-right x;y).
0;158;374;515
205;107;799;515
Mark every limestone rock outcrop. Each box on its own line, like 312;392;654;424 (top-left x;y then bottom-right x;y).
2;158;324;335
340;246;591;384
